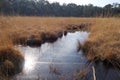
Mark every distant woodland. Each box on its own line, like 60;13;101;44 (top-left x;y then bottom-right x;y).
0;0;120;17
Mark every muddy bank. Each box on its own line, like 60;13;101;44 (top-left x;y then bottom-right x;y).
82;34;120;69
13;31;66;47
82;41;120;69
13;23;91;47
65;23;91;32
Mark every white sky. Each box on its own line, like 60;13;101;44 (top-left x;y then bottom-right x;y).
48;0;120;7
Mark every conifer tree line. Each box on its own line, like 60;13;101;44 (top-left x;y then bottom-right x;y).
0;0;120;17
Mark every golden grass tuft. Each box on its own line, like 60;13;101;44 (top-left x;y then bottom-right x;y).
0;45;24;77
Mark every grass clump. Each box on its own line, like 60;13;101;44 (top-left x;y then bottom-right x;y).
0;46;24;77
82;18;120;68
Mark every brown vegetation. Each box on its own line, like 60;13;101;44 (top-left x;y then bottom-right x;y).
0;16;91;78
0;45;24;77
0;16;91;47
0;16;120;77
65;23;91;32
82;18;120;68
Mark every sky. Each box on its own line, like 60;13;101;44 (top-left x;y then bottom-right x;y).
48;0;120;7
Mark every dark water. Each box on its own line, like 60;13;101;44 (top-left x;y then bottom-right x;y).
14;31;120;80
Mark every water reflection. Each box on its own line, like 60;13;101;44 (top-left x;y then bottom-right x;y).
15;31;120;80
16;31;89;80
24;54;36;72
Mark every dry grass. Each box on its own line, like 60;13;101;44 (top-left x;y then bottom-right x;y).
0;16;92;78
0;45;24;78
82;18;120;68
0;16;92;35
0;16;120;76
0;16;92;46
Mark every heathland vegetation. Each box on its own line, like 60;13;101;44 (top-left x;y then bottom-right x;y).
0;17;120;68
0;0;120;79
